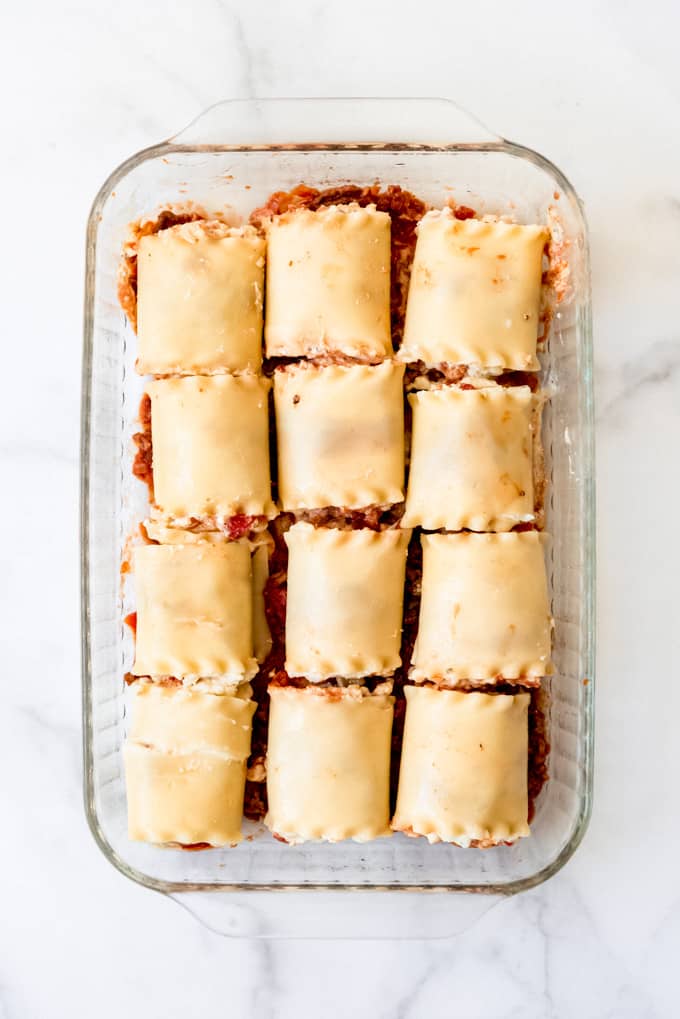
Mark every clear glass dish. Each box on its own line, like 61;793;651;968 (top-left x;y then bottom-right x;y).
81;98;595;934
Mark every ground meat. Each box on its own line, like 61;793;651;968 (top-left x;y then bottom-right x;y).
243;779;268;822
268;673;391;696
451;204;476;220
495;370;540;391
224;515;266;540
404;362;468;389
388;533;422;809
132;393;153;498
528;686;550;820
404;364;540;391
298;504;405;531
242;517;290;821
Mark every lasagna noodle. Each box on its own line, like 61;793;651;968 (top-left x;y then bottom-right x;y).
284;523;410;680
264;204;392;359
136;221;265;374
403;384;536;531
411;531;553;683
131;542;257;683
265;685;394;843
400;211;549;370
127;680;255;758
392;686;530;846
273;361;405;510
147;374;275;522
124;746;248;846
125;683;255;846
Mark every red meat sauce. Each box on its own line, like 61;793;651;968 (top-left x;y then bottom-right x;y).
403;363;540;392
132;393;154;497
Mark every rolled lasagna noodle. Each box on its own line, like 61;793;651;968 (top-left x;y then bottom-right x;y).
264;204;392;359
411;531;552;683
284;523;410;680
403;384;536;531
265;684;393;843
400;210;548;370
132;542;257;683
274;361;405;510
392;686;530;846
124;682;255;846
136;221;265;374
147;374;275;522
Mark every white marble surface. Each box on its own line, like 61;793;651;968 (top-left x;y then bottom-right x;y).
2;0;679;1015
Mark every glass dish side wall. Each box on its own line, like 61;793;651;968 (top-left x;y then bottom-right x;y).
82;102;594;893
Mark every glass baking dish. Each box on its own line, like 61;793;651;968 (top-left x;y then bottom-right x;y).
81;98;595;932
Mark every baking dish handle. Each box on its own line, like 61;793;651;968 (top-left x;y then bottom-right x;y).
170;889;503;940
170;97;500;148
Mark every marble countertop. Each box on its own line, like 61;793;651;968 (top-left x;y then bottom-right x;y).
3;0;679;1015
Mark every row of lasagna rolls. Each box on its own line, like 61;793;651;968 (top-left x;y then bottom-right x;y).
123;679;530;847
133;204;548;374
141;365;543;532
287;525;552;685
269;683;517;846
125;539;268;847
129;526;551;689
128;218;271;849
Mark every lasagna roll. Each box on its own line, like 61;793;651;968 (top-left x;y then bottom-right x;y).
400;210;548;370
392;686;530;846
403;384;537;531
124;682;255;846
136;221;265;374
284;523;410;680
265;684;393;843
147;374;275;523
264;204;392;359
274;361;405;511
411;531;552;684
131;541;257;684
